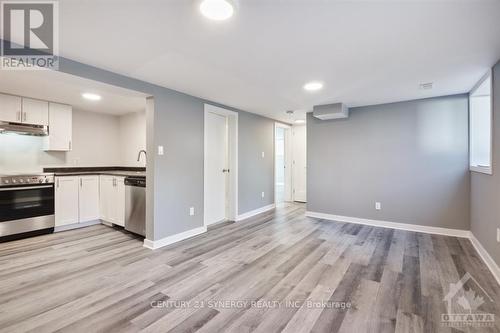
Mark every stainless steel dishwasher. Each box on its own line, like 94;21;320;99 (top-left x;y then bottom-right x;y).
124;176;146;237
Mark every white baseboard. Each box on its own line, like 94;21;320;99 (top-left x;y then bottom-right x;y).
469;233;500;286
54;219;102;232
305;211;471;238
236;204;276;222
143;226;207;250
306;211;500;286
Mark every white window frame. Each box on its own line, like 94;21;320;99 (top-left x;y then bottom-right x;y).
469;69;493;175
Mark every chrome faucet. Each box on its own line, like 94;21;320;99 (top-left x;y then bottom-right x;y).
137;150;147;165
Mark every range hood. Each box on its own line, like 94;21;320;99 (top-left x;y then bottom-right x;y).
0;121;48;136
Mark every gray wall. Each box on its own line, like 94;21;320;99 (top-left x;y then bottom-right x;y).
238;112;275;214
56;57;276;241
471;61;500;267
307;94;470;230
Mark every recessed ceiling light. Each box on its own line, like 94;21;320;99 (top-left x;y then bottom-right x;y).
200;0;234;21
82;93;102;101
303;81;323;92
294;119;305;124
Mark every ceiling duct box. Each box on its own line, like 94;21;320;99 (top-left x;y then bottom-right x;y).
313;103;349;120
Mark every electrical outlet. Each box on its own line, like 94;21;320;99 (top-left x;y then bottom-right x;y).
158;145;164;155
497;228;500;243
375;202;381;210
261;151;265;158
190;207;195;216
261;192;265;198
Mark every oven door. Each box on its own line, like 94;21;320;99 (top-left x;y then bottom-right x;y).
0;184;55;237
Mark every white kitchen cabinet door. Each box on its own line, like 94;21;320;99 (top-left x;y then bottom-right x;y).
21;98;48;126
55;177;79;226
78;176;100;223
0;93;22;123
113;177;125;226
99;175;114;223
99;176;125;226
44;103;72;151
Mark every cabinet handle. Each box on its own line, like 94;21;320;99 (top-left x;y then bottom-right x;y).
23;112;26;122
80;178;82;187
68;141;72;150
16;111;20;121
57;178;60;188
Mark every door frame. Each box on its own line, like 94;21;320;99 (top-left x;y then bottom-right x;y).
204;104;238;226
274;122;292;203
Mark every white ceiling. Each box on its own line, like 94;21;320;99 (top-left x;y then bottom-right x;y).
57;0;500;122
0;70;147;115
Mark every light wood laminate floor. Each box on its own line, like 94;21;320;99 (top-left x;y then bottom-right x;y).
0;203;499;333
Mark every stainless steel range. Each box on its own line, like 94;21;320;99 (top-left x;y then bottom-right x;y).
0;173;55;241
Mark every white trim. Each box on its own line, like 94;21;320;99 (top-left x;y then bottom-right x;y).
306;211;500;286
275;122;292;129
470;165;492;175
236;204;276;222
305;211;470;238
469;69;493;175
469;233;500;286
54;219;101;232
143;226;207;250
204;104;239;226
274;122;293;203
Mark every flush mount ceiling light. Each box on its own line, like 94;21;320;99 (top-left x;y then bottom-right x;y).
294;119;305;124
82;93;102;101
200;0;234;21
303;81;323;92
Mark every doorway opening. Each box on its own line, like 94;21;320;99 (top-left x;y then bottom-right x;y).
275;123;292;205
204;104;238;226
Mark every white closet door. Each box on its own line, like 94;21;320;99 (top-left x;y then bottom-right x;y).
205;111;228;225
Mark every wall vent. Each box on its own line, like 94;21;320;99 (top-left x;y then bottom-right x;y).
419;82;433;90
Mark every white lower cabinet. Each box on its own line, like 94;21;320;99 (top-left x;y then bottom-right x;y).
78;176;100;222
55;177;79;226
99;175;125;226
55;175;100;227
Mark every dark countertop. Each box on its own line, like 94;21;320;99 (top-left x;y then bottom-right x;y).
43;167;146;178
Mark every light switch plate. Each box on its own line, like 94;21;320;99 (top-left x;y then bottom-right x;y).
158;145;164;155
261;152;265;158
497;228;500;243
261;192;265;198
190;207;195;216
375;202;381;210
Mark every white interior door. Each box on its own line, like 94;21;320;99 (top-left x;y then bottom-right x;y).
205;112;228;225
293;125;307;202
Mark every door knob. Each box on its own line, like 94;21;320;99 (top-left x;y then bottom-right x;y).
222;169;230;173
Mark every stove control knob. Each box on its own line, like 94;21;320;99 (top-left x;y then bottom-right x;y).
39;179;43;183
19;179;24;183
4;180;9;184
12;179;17;184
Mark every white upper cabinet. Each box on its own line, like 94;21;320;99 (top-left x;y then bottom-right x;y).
0;93;22;123
21;98;49;126
44;102;72;151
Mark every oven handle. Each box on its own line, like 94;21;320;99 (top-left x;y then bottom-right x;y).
0;185;53;191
